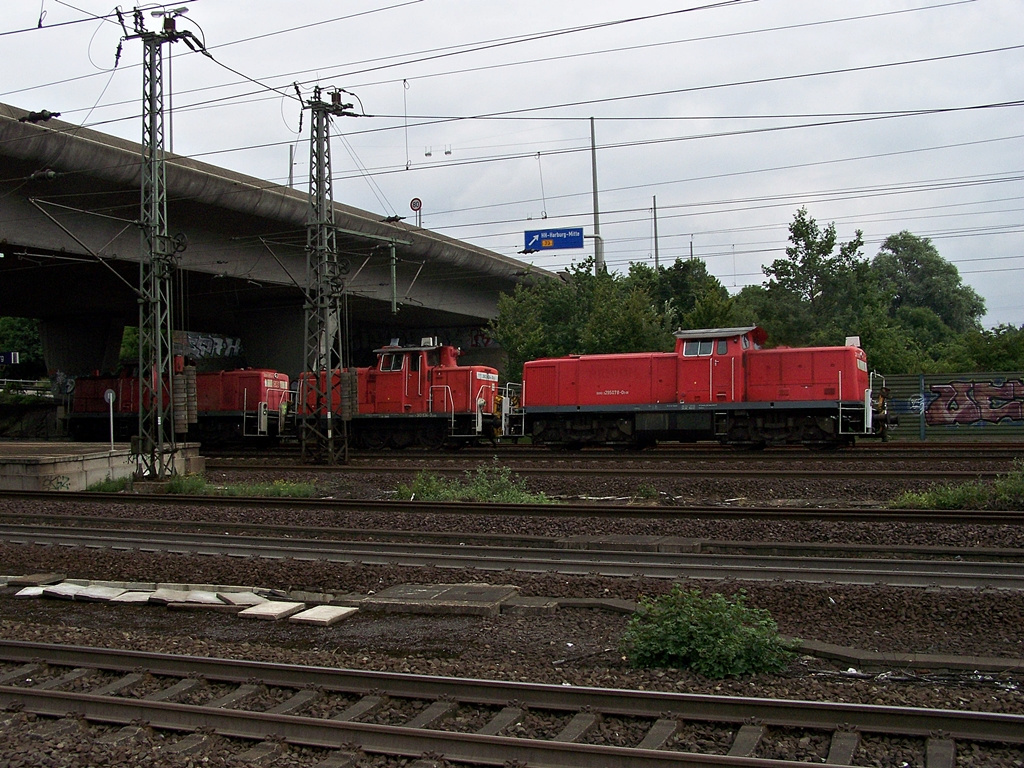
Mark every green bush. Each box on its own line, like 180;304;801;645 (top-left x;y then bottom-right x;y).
166;474;211;495
395;465;553;504
634;482;659;501
166;474;316;497
86;476;130;493
218;479;317;498
891;459;1024;510
85;473;316;497
621;586;795;678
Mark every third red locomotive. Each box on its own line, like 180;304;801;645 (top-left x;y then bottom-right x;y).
516;325;888;449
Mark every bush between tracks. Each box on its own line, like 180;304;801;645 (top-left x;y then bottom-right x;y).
85;474;317;497
621;586;796;678
892;460;1024;510
395;465;554;504
168;475;317;497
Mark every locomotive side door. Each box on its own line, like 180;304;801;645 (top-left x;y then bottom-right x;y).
373;351;407;413
404;350;429;412
711;338;735;401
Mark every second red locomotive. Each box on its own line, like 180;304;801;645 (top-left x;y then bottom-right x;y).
296;337;500;450
517;326;888;449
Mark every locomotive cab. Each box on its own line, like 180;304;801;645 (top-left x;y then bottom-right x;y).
674;326;766;404
353;338;499;449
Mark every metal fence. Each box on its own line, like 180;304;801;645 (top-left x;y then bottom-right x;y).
885;372;1024;441
0;379;52;397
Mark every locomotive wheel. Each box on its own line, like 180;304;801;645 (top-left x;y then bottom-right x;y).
416;424;446;450
361;430;388;450
556;441;584;452
390;431;414;450
728;441;767;451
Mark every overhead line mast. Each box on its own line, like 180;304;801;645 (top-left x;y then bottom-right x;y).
124;7;201;479
301;86;356;464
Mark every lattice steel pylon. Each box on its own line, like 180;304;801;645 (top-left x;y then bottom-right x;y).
301;87;355;464
127;10;198;478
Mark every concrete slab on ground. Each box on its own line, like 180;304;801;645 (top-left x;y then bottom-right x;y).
361;583;519;616
7;573;66;586
218;591;268;607
149;588;191;604
42;582;86;599
184;590;224;605
109;591;156;603
289;605;358;626
239;601;307;620
76;585;127;602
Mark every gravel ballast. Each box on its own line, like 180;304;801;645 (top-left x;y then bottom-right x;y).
2;464;1023;766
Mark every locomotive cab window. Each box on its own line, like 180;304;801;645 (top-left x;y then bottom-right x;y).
716;339;728;355
379;353;404;372
683;339;714;357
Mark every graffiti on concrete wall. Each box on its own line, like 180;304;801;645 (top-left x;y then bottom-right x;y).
42;474;70;491
925;379;1024;426
184;331;242;360
470;329;496;348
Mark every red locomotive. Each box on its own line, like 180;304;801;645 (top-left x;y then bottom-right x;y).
517;326;888;449
67;367;291;444
67;328;886;452
296;337;500;449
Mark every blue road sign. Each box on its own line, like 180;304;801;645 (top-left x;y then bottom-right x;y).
0;352;19;364
524;227;584;251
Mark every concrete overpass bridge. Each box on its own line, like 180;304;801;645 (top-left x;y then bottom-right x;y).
0;102;544;378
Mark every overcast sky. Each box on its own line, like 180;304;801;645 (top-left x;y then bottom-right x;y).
5;0;1023;327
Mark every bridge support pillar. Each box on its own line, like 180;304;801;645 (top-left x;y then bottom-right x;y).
39;315;125;376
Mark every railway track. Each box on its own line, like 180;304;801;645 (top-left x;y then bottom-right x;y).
207;458;1008;481
2;489;1022;525
2;509;1019;562
208;442;1024;463
1;640;1020;767
3;518;1022;589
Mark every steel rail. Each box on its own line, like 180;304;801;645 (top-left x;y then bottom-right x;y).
3;523;1022;588
207;460;1004;480
1;509;1019;562
209;444;1024;461
0;688;704;768
1;490;1021;525
1;640;1021;745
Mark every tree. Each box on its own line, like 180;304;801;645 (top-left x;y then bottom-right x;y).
768;206;864;306
0;317;45;378
958;325;1024;371
625;257;731;324
490;258;677;380
736;207;875;348
872;231;985;334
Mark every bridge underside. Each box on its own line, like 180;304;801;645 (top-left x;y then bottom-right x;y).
0;103;539;377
